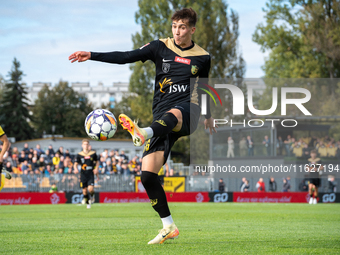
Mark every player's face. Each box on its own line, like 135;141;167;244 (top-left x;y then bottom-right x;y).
172;19;195;47
82;142;89;152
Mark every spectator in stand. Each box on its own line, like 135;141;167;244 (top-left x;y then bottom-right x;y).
102;149;109;159
292;141;303;158
256;178;265;192
316;141;327;157
327;176;337;193
115;159;122;174
28;170;40;191
12;147;19;158
284;135;292;156
246;136;254;156
21;169;30;190
111;158;119;174
327;142;337;158
11;154;19;167
218;178;225;192
114;150;120;161
54;168;64;182
277;136;283;156
268;177;277;192
23;143;30;155
57;146;65;157
239;137;247;157
47;145;55;156
64;149;71;159
282;178;291;192
35;144;44;158
18;150;27;164
298;178;309;192
63;156;73;173
44;149;53;166
109;150;115;159
44;165;52;176
27;153;33;164
31;157;39;173
227;136;235;158
4;161;13;174
38;155;46;170
120;150;128;161
121;161;130;178
240;177;246;190
52;152;61;171
49;183;58;193
302;143;310;159
58;156;65;173
98;156;107;173
130;156;139;170
21;160;30;172
262;135;270;156
241;179;250;192
103;158;113;174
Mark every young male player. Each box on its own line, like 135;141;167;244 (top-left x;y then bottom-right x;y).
306;150;323;204
0;125;12;192
73;139;99;209
69;8;216;243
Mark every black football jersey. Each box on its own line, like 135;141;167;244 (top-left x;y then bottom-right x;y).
76;150;98;174
307;157;321;178
91;38;211;120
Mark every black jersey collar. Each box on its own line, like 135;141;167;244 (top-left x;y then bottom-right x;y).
173;39;195;51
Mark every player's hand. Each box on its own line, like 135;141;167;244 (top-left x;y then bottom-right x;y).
204;117;218;135
68;51;91;63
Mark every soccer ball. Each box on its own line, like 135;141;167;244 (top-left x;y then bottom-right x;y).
84;109;117;141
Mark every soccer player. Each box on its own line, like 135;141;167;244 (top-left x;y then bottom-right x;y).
69;8;216;243
306;150;323;204
73;139;99;209
0;125;12;192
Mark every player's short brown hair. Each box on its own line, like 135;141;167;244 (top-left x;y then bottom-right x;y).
82;139;90;144
171;7;197;27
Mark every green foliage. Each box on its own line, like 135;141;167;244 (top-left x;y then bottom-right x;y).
130;0;245;163
253;0;340;79
32;81;93;137
0;58;35;140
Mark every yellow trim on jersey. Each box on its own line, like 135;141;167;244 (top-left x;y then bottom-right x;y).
0;126;5;137
159;38;209;57
191;77;200;105
78;150;96;157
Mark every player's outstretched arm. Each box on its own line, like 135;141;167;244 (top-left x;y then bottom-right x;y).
204;117;218;135
0;134;10;165
68;51;91;63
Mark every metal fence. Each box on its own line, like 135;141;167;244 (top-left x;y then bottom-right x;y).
2;173;332;193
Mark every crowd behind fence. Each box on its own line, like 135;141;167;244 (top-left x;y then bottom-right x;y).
0;137;338;193
2;173;337;194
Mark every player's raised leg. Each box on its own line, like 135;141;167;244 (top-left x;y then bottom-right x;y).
141;151;179;244
119;109;181;147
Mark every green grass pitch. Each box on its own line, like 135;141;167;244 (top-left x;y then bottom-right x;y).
1;203;340;254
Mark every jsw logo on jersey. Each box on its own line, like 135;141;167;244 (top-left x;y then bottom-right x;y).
169;84;188;93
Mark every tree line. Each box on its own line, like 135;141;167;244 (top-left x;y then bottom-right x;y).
0;0;339;162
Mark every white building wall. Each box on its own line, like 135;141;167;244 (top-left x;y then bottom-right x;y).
26;81;130;108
